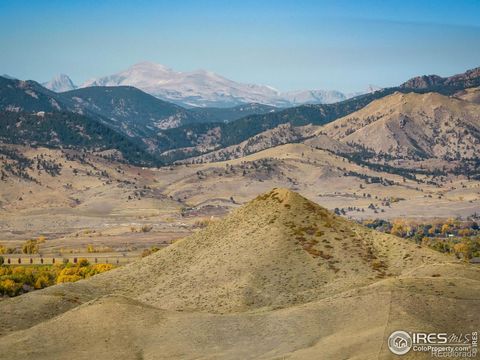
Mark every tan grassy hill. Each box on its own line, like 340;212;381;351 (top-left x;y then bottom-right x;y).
0;188;478;359
454;86;480;104
178;123;319;163
179;123;355;164
320;91;480;160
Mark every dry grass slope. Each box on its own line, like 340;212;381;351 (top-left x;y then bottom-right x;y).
0;188;479;359
321;91;480;160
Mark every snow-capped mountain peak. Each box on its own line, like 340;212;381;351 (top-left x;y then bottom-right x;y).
80;62;287;107
79;61;370;108
43;74;77;92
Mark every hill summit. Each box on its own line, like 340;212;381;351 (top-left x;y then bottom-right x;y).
0;189;479;360
119;188;444;312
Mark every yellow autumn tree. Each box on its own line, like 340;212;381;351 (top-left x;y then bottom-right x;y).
390;220;406;237
0;279;21;296
458;228;473;237
441;223;452;235
22;239;39;254
56;266;82;284
453;242;472;260
34;274;51;289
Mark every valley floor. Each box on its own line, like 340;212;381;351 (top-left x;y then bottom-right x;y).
1;143;479;261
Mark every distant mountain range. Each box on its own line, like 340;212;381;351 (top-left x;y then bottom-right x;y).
179;87;480;182
42;62;379;108
2;66;479;167
0;74;390;164
152;66;480;162
155;89;400;162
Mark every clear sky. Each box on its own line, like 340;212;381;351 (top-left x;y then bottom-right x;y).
1;0;480;92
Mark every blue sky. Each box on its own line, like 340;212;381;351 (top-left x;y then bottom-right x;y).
1;0;480;92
